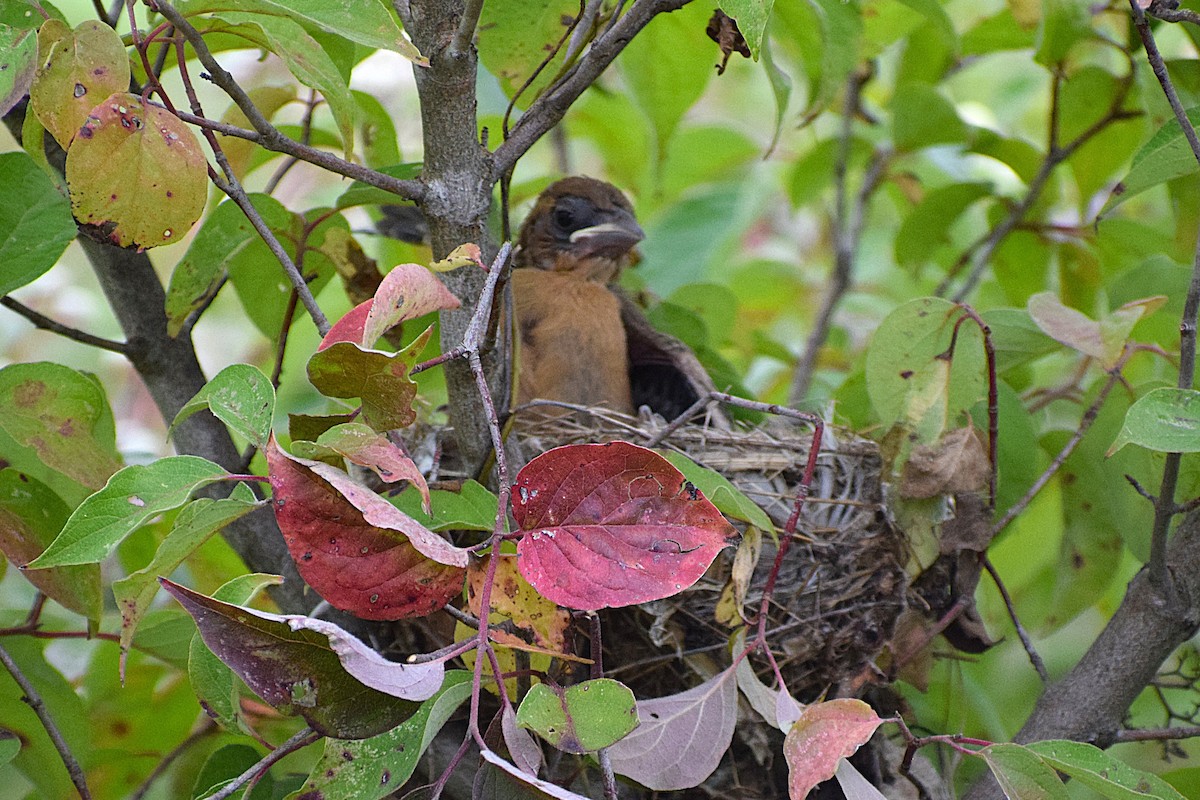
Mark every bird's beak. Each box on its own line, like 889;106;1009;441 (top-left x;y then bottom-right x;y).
568;209;644;259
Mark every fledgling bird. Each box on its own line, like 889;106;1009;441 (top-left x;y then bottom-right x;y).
512;177;644;414
512;177;720;421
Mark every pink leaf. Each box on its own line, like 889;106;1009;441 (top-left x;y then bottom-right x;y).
266;437;465;620
267;613;445;701
362;263;461;347
606;666;738;791
784;699;884;799
512;442;738;611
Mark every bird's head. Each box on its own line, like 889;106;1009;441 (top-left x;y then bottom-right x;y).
516;177;644;283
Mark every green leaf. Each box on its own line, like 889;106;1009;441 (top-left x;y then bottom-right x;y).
759;37;791;151
1035;0;1092;67
335;162;423;209
1109;388;1200;456
1103;107;1200;215
772;0;860;122
197;13;357;157
864;298;986;431
179;0;424;61
1027;740;1186;800
621;3;714;160
980;308;1059;374
0;23;37;117
113;484;260;665
353;90;400;169
165;195;289;337
477;0;578;105
390;480;498;532
192;744;274;800
891;83;966;151
0;469;102;621
0;152;75;295
980;743;1069;800
0;733;19;768
718;0;776;60
306;331;430;431
29;19;130;148
895;182;992;270
225;203;339;342
0;362;121;491
293;671;472;800
66;92;208;249
172;364;276;447
26;456;228;568
516;679;638;754
662;451;774;533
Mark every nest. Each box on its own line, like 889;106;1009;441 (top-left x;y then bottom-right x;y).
512;404;908;704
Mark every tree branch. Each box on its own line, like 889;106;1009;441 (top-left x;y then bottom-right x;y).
1131;0;1200;597
492;0;692;176
0;642;91;800
964;509;1200;800
0;296;130;354
154;1;425;204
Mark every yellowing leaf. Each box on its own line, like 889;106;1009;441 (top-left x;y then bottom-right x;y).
30;19;129;148
66;93;207;250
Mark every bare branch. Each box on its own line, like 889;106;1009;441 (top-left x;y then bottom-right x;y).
982;556;1049;684
0;642;92;800
492;0;693;176
1131;0;1200;597
153;1;424;204
0;296;130;354
198;727;320;800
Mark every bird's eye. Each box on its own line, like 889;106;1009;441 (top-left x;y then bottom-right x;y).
552;206;576;230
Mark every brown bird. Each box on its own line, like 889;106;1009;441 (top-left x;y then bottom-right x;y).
512;177;643;414
512;177;720;420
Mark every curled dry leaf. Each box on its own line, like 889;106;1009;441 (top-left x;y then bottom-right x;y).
266;437;465;620
512;442;738;611
899;425;991;499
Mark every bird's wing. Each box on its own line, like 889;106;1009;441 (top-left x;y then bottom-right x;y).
614;289;730;428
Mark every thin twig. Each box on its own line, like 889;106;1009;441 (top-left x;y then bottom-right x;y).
943;43;1138;300
1131;0;1200;596
791;67;883;403
154;1;424;204
0;642;92;799
1112;724;1200;743
167;31;331;337
129;718;217;800
0;297;130;354
1148;0;1200;27
989;347;1135;538
199;727;320;800
982;556;1050;683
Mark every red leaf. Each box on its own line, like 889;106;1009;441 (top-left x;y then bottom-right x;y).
784;699;884;799
266;437;465;620
319;299;374;350
512;442;737;611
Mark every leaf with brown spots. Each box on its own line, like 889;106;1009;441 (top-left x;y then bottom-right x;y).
66;92;207;249
266;437;466;620
30;19;130;148
0;362;120;491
